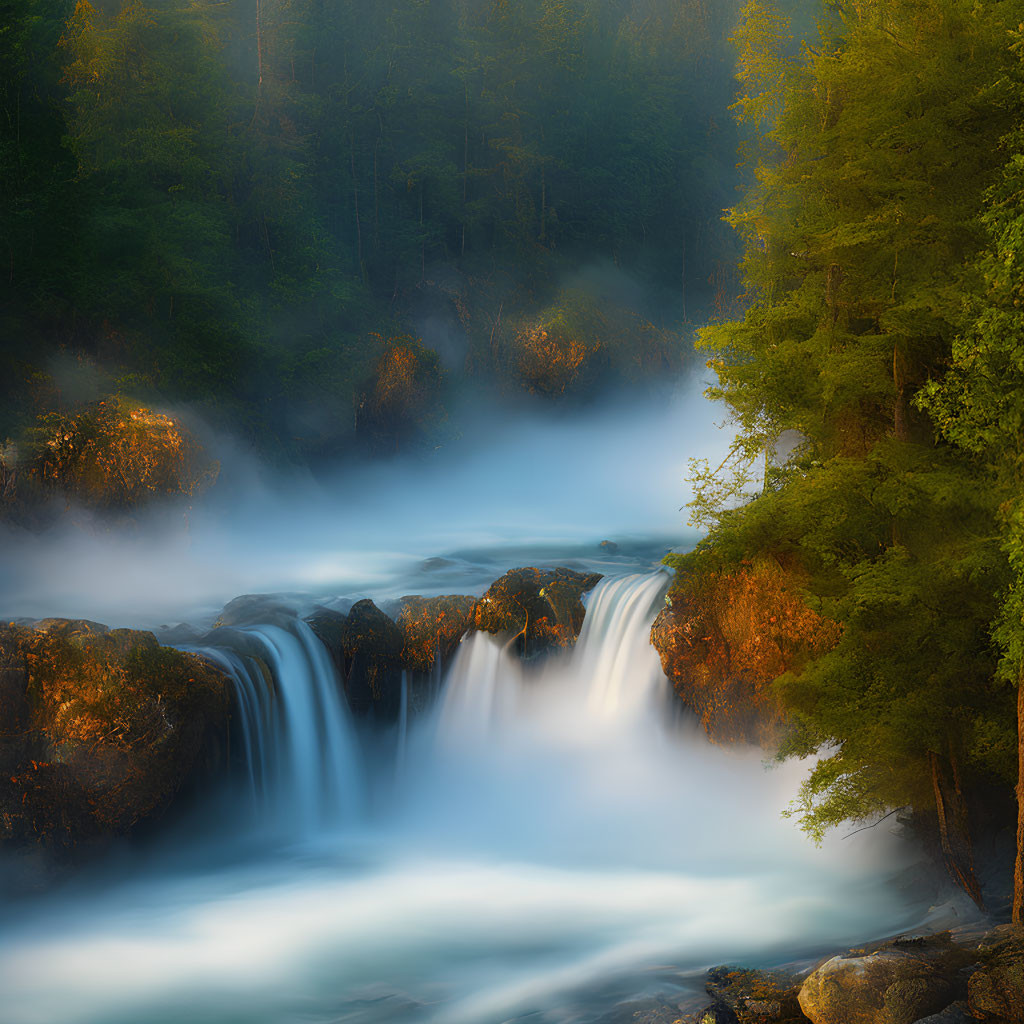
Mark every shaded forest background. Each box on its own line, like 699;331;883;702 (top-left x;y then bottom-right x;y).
1;0;744;464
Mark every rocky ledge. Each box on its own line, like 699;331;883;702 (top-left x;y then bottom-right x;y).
0;619;229;856
650;557;841;746
307;565;602;721
629;928;1024;1024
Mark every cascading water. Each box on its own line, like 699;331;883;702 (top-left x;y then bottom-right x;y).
186;619;363;835
0;571;942;1024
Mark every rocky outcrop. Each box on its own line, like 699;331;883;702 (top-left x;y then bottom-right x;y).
797;934;972;1024
967;932;1024;1022
397;595;477;675
0;618;229;852
672;930;1024;1024
308;601;404;721
650;558;841;745
306;567;602;717
473;567;602;658
705;965;806;1023
342;600;404;719
396;594;476;711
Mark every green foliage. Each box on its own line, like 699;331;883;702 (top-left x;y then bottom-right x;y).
921;26;1024;690
685;0;1023;843
1;0;743;459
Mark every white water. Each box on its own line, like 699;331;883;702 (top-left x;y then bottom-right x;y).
187;621;363;835
0;573;935;1024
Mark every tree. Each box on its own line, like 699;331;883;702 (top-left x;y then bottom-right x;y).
688;0;1022;900
921;26;1024;920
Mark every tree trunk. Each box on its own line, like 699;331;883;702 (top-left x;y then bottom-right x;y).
930;749;984;909
1013;677;1024;923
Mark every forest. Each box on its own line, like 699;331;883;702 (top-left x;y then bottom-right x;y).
672;0;1024;923
0;0;741;472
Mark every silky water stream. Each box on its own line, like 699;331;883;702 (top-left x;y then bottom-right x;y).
0;571;937;1024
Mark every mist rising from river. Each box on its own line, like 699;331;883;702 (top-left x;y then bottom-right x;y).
0;377;725;626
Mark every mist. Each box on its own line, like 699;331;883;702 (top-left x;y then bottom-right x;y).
0;374;727;627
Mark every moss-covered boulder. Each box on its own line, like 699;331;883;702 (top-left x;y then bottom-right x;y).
343;600;404;719
396;594;476;708
798;934;970;1024
703;965;806;1023
0;619;229;851
967;934;1024;1022
306;600;405;721
473;567;602;658
651;557;841;745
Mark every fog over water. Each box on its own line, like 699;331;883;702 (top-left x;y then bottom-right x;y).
0;377;965;1024
0;376;724;626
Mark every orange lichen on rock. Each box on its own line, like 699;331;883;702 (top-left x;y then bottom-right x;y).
513;322;596;396
397;595;477;676
650;558;841;746
26;396;218;510
0;619;229;850
356;335;445;448
473;567;602;658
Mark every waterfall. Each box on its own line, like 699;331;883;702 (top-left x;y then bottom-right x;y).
437;630;522;740
436;571;670;743
187;619;363;835
571;571;670;723
0;570;926;1024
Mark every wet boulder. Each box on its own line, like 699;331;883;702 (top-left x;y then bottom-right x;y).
215;594;302;630
341;600;404;721
704;965;806;1023
397;595;476;710
651;557;841;746
798;934;971;1024
305;606;349;664
473;567;602;658
967;934;1024;1022
0;619;229;852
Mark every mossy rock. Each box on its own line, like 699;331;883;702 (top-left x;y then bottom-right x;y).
705;965;805;1022
473;567;602;659
0;620;229;851
342;600;404;720
798;934;970;1024
398;594;475;671
968;935;1024;1022
651;558;841;746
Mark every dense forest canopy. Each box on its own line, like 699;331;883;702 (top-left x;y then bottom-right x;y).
677;0;1024;916
1;0;743;464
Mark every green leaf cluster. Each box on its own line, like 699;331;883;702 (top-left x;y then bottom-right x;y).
687;0;1024;843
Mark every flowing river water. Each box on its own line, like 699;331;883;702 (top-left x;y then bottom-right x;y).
0;383;956;1023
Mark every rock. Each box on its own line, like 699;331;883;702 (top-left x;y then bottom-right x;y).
0;620;229;852
341;600;404;720
798;934;971;1024
705;965;805;1022
397;595;476;674
681;1007;740;1024
599;540;619;553
651;557;841;745
911;1002;972;1023
967;934;1024;1022
215;594;300;629
305;606;349;663
473;567;602;658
